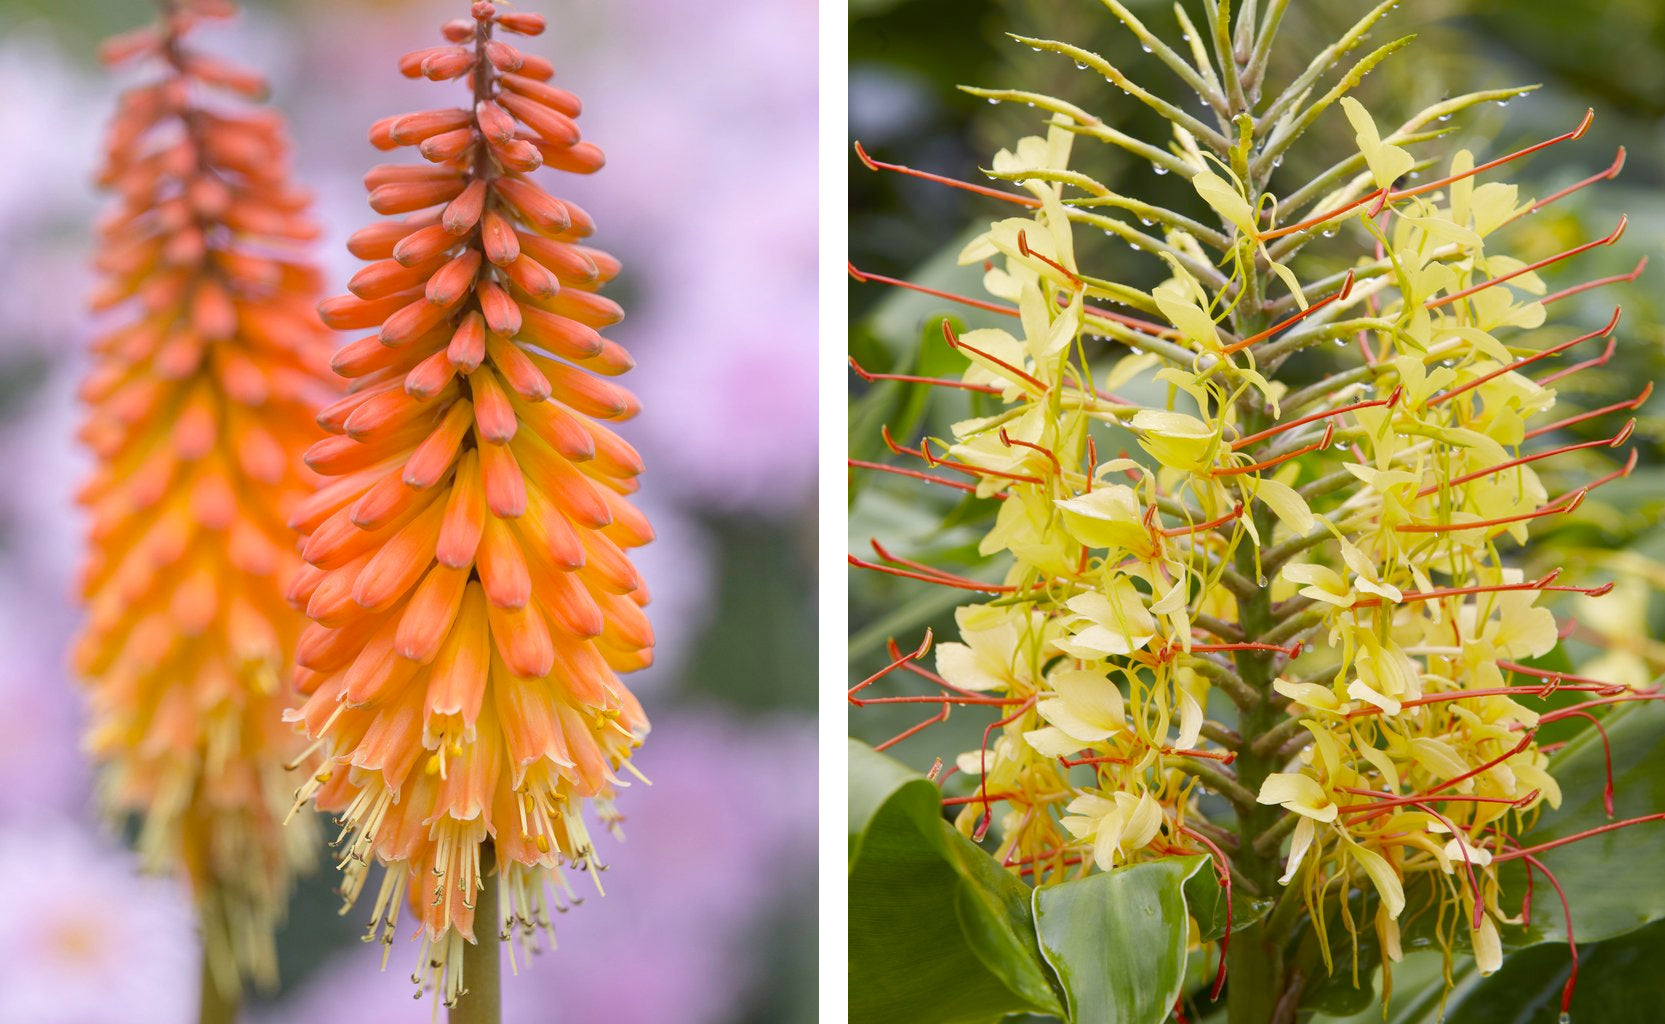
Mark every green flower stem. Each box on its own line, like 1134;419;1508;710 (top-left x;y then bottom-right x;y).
197;945;238;1024
450;845;501;1024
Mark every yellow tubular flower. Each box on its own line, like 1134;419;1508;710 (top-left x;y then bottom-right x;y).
75;0;332;994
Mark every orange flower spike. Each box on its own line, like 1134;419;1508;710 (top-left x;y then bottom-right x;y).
75;0;334;997
291;1;653;1007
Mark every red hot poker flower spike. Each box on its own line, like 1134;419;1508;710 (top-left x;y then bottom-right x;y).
291;3;652;1007
76;0;335;996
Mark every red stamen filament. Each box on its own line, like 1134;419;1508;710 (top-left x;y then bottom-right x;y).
1542;254;1647;307
1230;386;1402;451
942;319;1047;391
848;355;1003;394
847;554;1023;593
1426;216;1628;309
848;629;935;702
1393;490;1585;533
849;262;1019;318
999;428;1064;477
1349;571;1566;610
1159;502;1245;537
1425;307;1621;407
1017;228;1083;287
1214;422;1335;476
1256;108;1595;242
1175;822;1233;1000
1530;145;1626;212
1417;420;1634;496
1220;271;1356;356
1525;387;1651;440
848;457;987;497
853;140;1040;208
1493;813;1665;862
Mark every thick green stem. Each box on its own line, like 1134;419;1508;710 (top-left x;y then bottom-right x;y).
450;845;502;1024
197;943;239;1024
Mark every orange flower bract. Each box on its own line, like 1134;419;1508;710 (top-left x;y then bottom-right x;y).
74;0;333;993
287;2;653;1003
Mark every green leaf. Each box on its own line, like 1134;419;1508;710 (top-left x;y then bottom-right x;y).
1499;698;1665;947
1032;858;1207;1024
1442;916;1665;1024
849;741;1066;1024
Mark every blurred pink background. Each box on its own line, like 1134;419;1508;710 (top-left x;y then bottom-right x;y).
0;1;818;1021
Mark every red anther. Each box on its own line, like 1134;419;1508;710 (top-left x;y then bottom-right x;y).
847;553;1025;593
848;458;989;497
926;758;944;781
848;629;935;704
1057;751;1133;767
847;355;1004;395
1542;254;1648;307
1529;145;1627;213
1394;490;1584;533
942;319;1047;390
1258;108;1596;242
1222;271;1356;356
1230;387;1400;451
1418;420;1636;496
1159;502;1244;538
1427;216;1628;309
1212;421;1335;477
1427;306;1621;408
1525;384;1652;439
1499;661;1626;690
849;262;1020;317
1084;437;1098;493
852;140;1041;207
1165;747;1237;764
998;428;1064;476
1016;229;1084;287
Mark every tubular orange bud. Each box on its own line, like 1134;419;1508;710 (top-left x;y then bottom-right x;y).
419;127;477;163
537;139;606;175
369;177;468;216
441;178;489;234
493;176;569;233
476;279;523;335
475;99;517;143
426;250;483;307
500;73;580;116
79;0;334;993
481;208;521;266
287;7;651;1007
495;12;547;36
393;223;462;266
420;48;475;81
447;310;487;372
498;93;580;147
388;107;475;145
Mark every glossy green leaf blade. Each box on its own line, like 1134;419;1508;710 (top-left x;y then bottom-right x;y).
1442;916;1665;1024
849;741;1066;1024
1032;857;1206;1024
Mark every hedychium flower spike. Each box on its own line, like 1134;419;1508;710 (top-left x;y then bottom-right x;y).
850;3;1659;1022
75;0;333;1008
289;2;652;1012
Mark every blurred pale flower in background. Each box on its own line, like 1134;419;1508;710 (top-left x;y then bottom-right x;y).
0;0;816;1018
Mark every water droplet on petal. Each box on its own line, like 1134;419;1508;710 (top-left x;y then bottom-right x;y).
987;97;1000;105
1138;216;1155;227
1321;229;1337;238
1152;164;1169;176
1129;346;1144;355
1128;242;1142;252
1497;99;1511;108
1075;61;1089;70
1140;44;1153;54
1437;113;1453;122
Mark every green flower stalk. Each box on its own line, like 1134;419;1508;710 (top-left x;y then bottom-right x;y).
850;3;1659;1021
